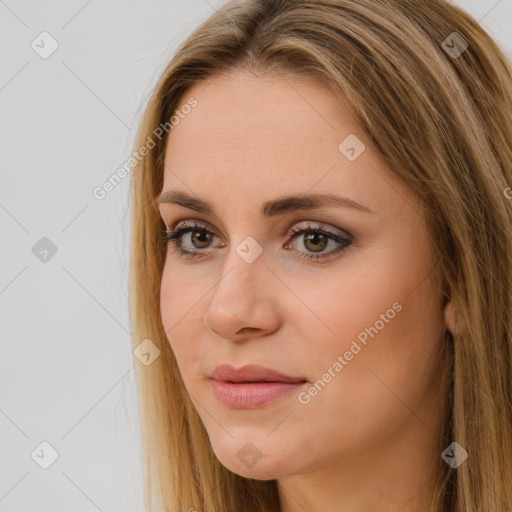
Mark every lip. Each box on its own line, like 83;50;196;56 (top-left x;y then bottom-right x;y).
210;364;306;384
209;364;307;409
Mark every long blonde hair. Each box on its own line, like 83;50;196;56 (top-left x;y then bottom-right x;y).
129;1;512;510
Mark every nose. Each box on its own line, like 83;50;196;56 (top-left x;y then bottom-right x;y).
203;246;281;342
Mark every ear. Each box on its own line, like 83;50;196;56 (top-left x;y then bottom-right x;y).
444;299;464;337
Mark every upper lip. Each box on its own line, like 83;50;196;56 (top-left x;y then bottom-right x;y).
210;364;307;384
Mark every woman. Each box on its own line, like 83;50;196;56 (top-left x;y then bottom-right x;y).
129;0;512;510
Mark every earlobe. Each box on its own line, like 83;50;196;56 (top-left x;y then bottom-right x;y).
444;300;464;337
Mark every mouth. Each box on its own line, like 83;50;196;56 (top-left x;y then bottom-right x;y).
210;363;307;384
209;364;307;408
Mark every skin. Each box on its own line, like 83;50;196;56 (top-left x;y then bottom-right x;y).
158;68;456;512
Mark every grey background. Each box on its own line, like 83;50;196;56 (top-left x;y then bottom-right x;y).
1;1;510;511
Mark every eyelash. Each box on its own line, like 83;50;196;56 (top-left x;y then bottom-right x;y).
162;220;353;262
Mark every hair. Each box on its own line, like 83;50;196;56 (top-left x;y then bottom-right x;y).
128;0;512;510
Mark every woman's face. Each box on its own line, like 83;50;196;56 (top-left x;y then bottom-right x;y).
158;69;450;483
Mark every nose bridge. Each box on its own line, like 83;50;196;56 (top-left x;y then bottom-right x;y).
215;235;267;302
204;235;278;339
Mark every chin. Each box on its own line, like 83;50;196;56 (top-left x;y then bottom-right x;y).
209;435;293;480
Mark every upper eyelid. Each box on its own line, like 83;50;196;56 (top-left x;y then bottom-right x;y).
159;203;356;234
170;218;344;233
169;218;218;234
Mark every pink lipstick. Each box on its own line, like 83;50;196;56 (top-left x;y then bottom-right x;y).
209;364;307;408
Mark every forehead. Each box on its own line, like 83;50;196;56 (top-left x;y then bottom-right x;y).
166;69;352;153
161;69;413;219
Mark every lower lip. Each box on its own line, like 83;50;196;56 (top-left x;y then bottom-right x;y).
211;380;307;408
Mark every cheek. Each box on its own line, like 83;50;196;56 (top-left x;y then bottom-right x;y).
159;266;203;372
290;244;442;396
295;261;443;418
289;259;404;356
159;259;204;326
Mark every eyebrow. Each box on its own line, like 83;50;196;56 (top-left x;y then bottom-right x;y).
156;190;376;216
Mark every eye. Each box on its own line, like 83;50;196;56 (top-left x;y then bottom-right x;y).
284;221;352;262
163;220;223;260
162;219;353;262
